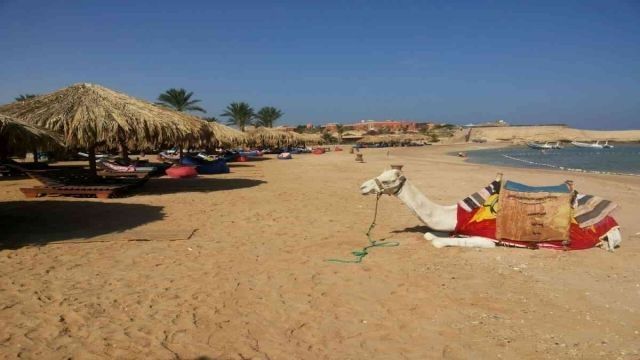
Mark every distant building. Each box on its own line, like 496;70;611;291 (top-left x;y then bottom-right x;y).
347;120;417;132
319;119;445;133
323;122;340;132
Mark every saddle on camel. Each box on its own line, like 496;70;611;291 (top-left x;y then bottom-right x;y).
360;169;621;251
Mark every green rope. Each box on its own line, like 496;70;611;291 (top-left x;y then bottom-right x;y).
327;194;400;264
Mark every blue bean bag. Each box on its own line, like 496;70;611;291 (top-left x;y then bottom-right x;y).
179;156;230;174
239;150;263;157
179;156;202;166
196;161;230;174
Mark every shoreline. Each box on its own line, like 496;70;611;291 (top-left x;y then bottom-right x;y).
434;142;640;178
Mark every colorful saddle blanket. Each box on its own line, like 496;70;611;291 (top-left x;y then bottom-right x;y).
496;181;573;242
455;179;619;250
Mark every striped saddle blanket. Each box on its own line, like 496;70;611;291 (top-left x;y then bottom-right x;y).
458;180;617;229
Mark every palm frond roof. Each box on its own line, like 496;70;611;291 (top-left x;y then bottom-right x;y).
0;83;214;148
0;113;62;154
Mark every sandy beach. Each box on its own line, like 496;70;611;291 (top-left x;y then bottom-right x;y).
1;145;639;359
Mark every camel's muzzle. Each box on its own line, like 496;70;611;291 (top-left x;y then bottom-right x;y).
360;180;377;195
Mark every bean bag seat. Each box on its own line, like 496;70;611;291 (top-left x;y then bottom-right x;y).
334;146;343;151
237;156;249;162
179;156;203;166
165;165;198;178
239;150;263;157
223;154;238;162
278;152;292;160
312;148;325;155
195;161;230;174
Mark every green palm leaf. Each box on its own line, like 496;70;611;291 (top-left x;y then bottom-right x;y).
221;102;255;132
156;88;206;113
255;106;284;128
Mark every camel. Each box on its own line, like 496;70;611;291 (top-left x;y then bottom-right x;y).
359;169;622;250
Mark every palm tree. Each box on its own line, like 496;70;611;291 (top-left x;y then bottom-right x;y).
156;88;206;113
335;124;345;144
15;94;37;102
255;106;283;128
321;131;336;144
204;116;218;123
221;102;254;132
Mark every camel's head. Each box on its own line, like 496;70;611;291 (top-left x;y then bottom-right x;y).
360;169;406;196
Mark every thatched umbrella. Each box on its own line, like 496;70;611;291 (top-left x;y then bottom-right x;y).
0;114;62;160
205;121;247;148
357;135;385;144
246;126;296;148
294;133;323;146
0;83;208;174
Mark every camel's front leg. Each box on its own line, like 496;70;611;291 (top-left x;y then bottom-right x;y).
424;232;496;249
603;228;622;251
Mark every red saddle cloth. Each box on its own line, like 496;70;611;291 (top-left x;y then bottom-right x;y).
455;205;618;250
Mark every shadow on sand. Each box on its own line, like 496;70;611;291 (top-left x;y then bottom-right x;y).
138;177;266;196
0;175;29;181
390;225;450;238
0;201;165;249
242;157;271;162
391;225;432;234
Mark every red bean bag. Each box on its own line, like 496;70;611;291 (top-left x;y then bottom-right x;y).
312;148;325;155
238;156;249;162
165;165;198;178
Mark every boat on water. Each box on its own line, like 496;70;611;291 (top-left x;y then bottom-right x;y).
551;141;563;149
571;140;603;149
603;141;614;149
527;142;554;150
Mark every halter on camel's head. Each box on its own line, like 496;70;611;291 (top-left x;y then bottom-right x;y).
360;169;407;196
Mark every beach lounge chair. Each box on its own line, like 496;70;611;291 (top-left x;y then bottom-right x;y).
159;151;181;163
17;167;146;199
97;160;157;178
77;151;111;160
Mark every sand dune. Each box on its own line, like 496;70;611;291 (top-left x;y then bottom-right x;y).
458;125;640;143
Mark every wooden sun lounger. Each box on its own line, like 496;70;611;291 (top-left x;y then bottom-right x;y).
21;184;130;199
97;170;151;179
97;160;166;178
17;168;146;199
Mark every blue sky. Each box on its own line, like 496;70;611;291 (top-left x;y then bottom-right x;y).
0;0;638;129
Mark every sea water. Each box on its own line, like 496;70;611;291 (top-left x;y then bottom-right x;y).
464;144;640;176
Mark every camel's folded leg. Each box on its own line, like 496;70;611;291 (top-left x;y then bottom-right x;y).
603;227;622;251
424;232;496;249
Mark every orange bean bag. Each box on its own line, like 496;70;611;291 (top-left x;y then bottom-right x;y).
165;165;198;178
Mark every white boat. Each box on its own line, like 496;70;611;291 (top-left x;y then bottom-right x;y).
527;142;553;150
603;141;614;149
571;140;603;149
